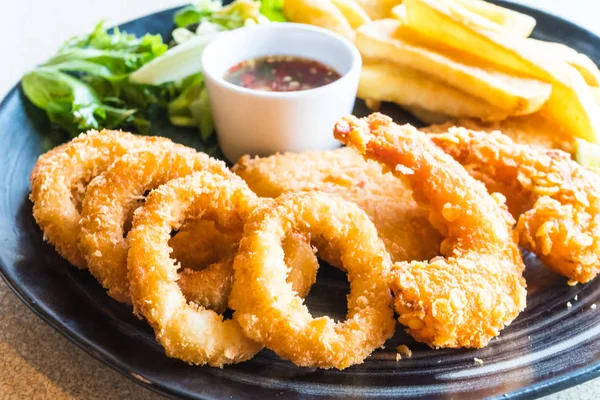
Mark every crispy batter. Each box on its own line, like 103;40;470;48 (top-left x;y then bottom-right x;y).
30;129;173;267
229;192;395;369
78;148;230;303
170;220;239;313
128;172;264;366
423;114;575;153
170;220;240;270
232;147;442;266
334;113;527;348
173;225;317;314
428;127;600;283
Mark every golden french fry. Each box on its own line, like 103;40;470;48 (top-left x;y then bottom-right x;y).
453;0;536;37
401;0;600;143
283;0;354;39
354;0;403;20
356;19;552;115
364;98;382;111
528;39;600;87
404;105;452;124
330;0;371;29
359;62;518;121
591;87;600;107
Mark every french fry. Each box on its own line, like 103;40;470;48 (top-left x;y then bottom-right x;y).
400;0;600;143
330;0;371;29
453;0;536;37
283;0;354;39
404;105;452;124
356;19;552;115
359;62;519;121
528;39;600;87
591;87;600;107
354;0;403;20
392;0;536;37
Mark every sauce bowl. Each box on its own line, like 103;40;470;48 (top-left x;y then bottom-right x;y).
201;23;362;162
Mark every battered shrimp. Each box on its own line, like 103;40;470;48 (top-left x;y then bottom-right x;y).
334;113;527;349
428;127;600;284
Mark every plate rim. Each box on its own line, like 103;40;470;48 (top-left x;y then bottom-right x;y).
2;2;600;399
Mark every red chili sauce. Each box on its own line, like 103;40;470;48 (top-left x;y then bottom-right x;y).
224;55;341;92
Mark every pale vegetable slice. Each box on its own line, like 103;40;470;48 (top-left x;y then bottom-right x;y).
401;0;600;143
358;62;516;121
453;0;536;37
130;34;216;85
575;138;600;168
283;0;354;39
330;0;371;29
356;19;551;115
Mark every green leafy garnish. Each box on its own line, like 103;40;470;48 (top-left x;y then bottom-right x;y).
167;73;213;140
174;0;283;30
22;1;285;140
260;0;286;22
22;68;139;133
174;0;225;27
21;22;169;136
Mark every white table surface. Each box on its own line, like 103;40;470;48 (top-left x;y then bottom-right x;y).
0;0;599;399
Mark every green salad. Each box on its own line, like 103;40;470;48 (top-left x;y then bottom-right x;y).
21;0;285;139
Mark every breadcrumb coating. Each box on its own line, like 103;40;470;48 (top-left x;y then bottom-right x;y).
334;113;527;348
128;172;319;366
78;147;230;302
30;129;173;267
233;147;442;266
428;127;600;283
423;114;575;153
230;192;395;369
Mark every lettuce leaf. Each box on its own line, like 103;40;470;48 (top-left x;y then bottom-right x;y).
21;22;169;136
174;0;282;30
174;1;224;27
22;68;140;135
167;73;213;140
22;1;285;140
260;0;286;22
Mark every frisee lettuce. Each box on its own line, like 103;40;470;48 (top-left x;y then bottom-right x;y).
136;0;286;139
260;0;286;22
21;22;170;136
174;0;272;30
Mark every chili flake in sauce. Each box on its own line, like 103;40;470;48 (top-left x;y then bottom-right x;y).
224;55;341;92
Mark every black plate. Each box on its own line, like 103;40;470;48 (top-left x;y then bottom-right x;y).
2;1;600;399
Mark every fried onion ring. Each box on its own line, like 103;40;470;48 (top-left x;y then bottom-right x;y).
334;114;527;349
127;172;318;366
30;129;173;267
229;191;395;369
78;148;229;302
174;229;317;314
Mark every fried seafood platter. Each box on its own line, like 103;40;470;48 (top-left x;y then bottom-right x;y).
4;0;600;399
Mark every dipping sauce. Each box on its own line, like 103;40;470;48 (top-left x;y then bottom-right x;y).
224;55;341;92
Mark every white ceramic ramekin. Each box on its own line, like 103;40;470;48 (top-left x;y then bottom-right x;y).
201;23;362;162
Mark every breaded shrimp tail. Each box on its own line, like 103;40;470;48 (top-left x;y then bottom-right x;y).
334;113;527;349
428;127;600;284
